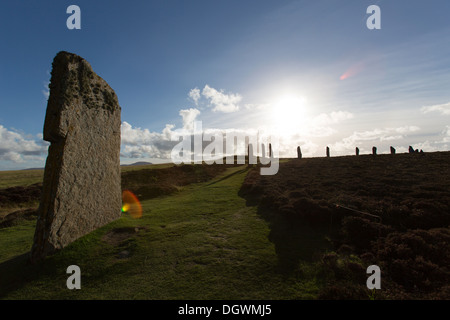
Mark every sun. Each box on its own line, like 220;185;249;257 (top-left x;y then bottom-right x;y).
269;94;308;135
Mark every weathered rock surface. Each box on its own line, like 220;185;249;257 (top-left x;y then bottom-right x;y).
30;51;121;263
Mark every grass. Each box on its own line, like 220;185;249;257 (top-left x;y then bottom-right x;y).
0;163;175;188
0;165;330;300
2;153;448;299
120;162;175;172
0;169;43;189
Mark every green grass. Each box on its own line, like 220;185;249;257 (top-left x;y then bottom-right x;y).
120;162;175;172
0;169;44;188
0;163;175;188
0;165;330;300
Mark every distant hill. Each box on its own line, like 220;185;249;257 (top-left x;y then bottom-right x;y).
121;161;153;167
21;162;154;170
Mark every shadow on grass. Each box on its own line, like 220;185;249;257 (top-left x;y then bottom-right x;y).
205;167;249;186
239;189;332;276
0;252;39;298
0;248;73;299
257;207;331;276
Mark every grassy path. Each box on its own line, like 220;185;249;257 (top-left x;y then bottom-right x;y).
0;165;324;299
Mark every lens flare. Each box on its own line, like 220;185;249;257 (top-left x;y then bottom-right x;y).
340;61;365;80
121;190;142;219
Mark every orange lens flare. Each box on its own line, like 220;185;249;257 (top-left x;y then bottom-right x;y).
121;190;142;219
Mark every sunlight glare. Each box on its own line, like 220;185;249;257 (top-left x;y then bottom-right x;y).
270;94;308;135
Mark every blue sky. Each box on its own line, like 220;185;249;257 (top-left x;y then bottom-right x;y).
1;0;450;170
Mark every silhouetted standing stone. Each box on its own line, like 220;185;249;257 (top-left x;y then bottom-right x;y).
390;146;396;154
372;146;377;155
409;146;415;153
297;146;302;159
355;147;359;156
31;51;122;263
269;143;272;158
326;146;330;158
420;149;424;153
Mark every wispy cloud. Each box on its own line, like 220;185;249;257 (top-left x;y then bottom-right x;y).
188;88;201;105
312;111;354;126
421;102;450;116
179;108;201;131
42;70;51;100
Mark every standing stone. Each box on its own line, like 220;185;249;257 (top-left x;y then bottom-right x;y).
30;51;122;263
355;147;360;156
297;146;302;159
248;143;256;164
326;146;330;158
372;146;377;155
269;143;273;158
408;146;415;153
390;146;396;154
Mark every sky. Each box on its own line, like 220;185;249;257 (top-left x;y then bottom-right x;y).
1;0;450;170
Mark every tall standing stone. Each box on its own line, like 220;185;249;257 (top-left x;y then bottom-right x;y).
372;146;377;155
390;146;396;154
355;147;360;156
326;146;330;158
248;143;256;164
297;146;302;159
31;51;122;263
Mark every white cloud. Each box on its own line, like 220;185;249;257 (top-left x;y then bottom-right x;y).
439;126;450;143
42;71;51;100
42;88;49;100
179;108;201;132
0;125;49;163
120;121;178;159
188;88;201;105
201;85;241;113
244;103;270;111
120;109;201;159
395;126;420;134
421;102;450;115
412;140;441;152
331;126;422;154
311;111;354;126
303;111;354;137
